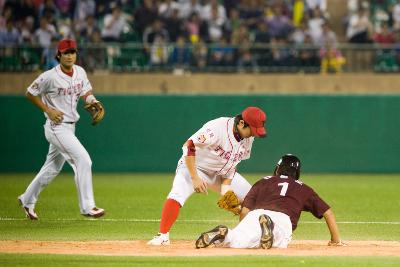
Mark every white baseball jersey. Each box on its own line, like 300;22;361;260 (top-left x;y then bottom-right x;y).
27;64;92;123
179;117;254;180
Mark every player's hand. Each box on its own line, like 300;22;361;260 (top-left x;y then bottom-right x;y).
192;176;208;195
328;240;348;246
46;107;64;124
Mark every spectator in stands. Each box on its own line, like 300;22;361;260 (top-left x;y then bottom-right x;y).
0;19;20;46
179;0;203;20
14;0;36;23
373;22;396;44
20;16;35;44
41;36;58;70
290;19;309;44
346;7;373;43
209;36;235;67
292;0;306;27
169;35;190;70
143;18;170;54
74;0;96;32
392;0;400;31
159;0;180;19
34;16;57;48
201;0;227;24
150;34;169;67
80;15;100;43
85;29;107;72
238;0;264;31
190;38;208;70
101;4;127;42
185;12;208;43
320;42;345;73
163;7;183;42
224;8;242;36
208;5;225;42
297;34;320;72
305;0;327;15
308;7;325;45
134;0;158;37
254;20;271;43
315;22;337;48
39;0;60;23
55;0;74;19
266;4;293;39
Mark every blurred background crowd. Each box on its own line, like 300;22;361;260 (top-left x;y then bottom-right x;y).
1;0;400;73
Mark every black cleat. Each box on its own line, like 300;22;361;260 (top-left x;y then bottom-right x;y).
195;225;228;249
259;214;274;249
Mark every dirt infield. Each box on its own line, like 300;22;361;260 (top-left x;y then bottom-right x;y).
0;240;399;257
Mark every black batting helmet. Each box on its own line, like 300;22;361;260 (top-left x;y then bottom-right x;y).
274;154;301;180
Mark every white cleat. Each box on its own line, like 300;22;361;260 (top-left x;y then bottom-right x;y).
84;207;105;218
18;196;38;220
147;232;170;246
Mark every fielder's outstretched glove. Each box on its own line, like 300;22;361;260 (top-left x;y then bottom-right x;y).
84;101;105;126
217;190;241;215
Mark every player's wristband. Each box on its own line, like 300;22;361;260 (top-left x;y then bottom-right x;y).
221;184;232;195
85;94;97;104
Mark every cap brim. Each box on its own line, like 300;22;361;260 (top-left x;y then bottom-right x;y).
59;48;77;53
251;126;266;137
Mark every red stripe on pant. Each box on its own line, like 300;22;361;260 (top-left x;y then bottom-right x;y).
159;198;181;234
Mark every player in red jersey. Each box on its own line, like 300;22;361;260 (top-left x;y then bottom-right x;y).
195;154;346;249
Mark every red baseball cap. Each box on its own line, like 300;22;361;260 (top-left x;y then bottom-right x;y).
242;106;267;137
57;39;77;53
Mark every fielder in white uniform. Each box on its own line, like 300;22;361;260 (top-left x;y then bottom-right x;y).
148;106;267;245
18;39;105;220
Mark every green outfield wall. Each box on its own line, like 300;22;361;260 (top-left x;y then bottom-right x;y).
1;95;399;173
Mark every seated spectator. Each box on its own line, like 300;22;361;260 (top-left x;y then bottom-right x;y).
305;0;327;16
185;12;208;43
320;43;346;73
208;36;235;67
292;0;306;27
134;0;158;37
308;7;325;45
238;0;264;31
41;37;58;70
392;0;400;31
34;16;58;48
150;35;169;67
208;5;225;42
373;23;396;45
85;30;107;72
73;0;96;32
346;7;373;43
237;37;258;72
297;34;320;72
101;5;127;42
201;0;227;24
224;8;242;38
190;38;208;70
270;37;292;67
266;4;293;40
290;19;309;44
143;19;170;53
163;7;183;42
80;15;100;42
169;35;190;70
0;19;20;46
159;0;180;19
179;0;203;20
315;22;337;48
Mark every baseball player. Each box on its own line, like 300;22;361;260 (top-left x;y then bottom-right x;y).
148;106;267;245
195;154;346;249
18;39;105;220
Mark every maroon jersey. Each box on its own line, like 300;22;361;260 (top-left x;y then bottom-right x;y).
242;175;330;230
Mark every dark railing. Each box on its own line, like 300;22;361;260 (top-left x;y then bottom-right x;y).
1;43;399;73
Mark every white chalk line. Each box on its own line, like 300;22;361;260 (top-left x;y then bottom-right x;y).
0;217;399;224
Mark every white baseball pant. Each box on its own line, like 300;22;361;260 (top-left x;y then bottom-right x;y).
167;162;252;206
19;121;96;214
222;209;293;248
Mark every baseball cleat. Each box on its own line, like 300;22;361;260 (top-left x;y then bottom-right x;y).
147;232;170;246
259;214;274;249
195;225;228;249
84;207;105;218
18;197;38;220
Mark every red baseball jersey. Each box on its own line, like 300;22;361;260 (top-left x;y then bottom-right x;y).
242;175;330;230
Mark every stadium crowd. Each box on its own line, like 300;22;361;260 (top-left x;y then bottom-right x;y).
0;0;400;72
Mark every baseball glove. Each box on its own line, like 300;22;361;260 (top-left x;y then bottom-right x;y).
84;101;105;126
217;190;241;215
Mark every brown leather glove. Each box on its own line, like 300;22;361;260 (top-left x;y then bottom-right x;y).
84;101;105;126
217;190;241;215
